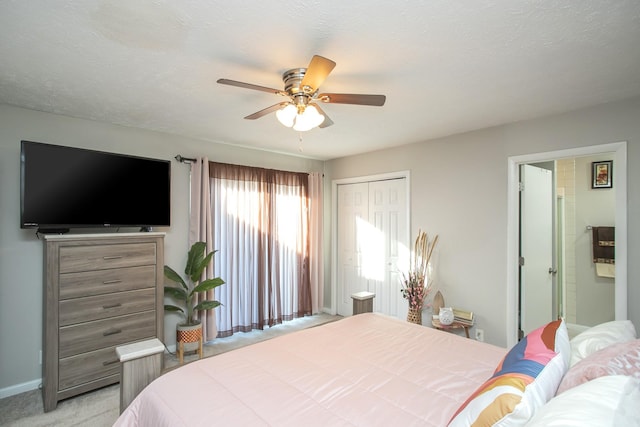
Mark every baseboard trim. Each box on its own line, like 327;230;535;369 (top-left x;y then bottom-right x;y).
321;307;337;316
0;378;41;399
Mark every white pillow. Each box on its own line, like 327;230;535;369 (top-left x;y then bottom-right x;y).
555;319;571;369
569;320;636;366
524;375;640;427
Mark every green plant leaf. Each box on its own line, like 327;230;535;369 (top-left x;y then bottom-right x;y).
164;266;188;291
194;300;221;312
192;277;225;294
164;286;187;301
164;305;184;313
190;250;215;283
164;241;225;325
185;241;206;278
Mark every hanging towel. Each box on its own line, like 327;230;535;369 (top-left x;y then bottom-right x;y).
596;263;615;278
592;226;615;278
592;226;615;263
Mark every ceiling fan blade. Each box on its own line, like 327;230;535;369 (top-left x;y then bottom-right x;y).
217;78;286;96
318;93;386;106
244;103;288;120
300;55;336;92
314;104;334;128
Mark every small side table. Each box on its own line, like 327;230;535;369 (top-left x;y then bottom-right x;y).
351;291;375;315
432;319;471;338
177;336;203;365
116;338;165;413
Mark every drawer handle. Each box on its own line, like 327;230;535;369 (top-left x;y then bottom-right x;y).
103;256;123;260
103;359;120;366
103;279;122;284
102;303;122;309
103;328;122;337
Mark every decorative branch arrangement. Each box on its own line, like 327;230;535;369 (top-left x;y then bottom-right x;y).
414;229;438;282
401;229;439;311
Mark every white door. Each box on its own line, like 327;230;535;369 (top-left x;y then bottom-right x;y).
336;178;407;318
337;182;369;316
520;164;554;336
368;180;406;317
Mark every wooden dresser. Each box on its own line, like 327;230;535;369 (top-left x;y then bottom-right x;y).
43;233;164;412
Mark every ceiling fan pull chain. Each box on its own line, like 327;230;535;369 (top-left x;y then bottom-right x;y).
298;133;304;152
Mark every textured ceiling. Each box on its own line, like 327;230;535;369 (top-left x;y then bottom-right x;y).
1;1;640;160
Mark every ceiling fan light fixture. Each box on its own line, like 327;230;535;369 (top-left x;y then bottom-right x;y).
218;55;385;130
292;104;325;132
276;104;297;127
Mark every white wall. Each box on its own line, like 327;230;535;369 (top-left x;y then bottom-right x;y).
0;105;324;396
325;96;640;348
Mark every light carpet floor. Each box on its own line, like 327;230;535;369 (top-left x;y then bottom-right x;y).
0;313;341;427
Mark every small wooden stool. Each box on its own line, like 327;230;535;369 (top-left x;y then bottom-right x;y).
177;335;203;365
116;338;165;413
351;291;375;315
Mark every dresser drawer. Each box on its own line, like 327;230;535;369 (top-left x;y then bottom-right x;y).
59;311;156;358
59;265;156;299
58;346;121;391
59;288;156;326
59;243;156;274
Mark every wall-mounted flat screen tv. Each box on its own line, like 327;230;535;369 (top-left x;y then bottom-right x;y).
20;140;171;233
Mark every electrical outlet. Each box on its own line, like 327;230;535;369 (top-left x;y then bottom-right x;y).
475;328;485;342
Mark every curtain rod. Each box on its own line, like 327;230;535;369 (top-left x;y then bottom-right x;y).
175;156;322;177
174;155;196;163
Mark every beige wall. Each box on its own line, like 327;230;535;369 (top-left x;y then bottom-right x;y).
325;96;640;348
0;105;324;396
574;154;616;326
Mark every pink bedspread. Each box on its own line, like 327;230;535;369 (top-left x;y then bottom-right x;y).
114;313;505;426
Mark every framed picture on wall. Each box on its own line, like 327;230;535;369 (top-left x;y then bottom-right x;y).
592;160;613;189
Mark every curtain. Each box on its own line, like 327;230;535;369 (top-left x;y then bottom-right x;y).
308;172;324;313
188;157;218;341
209;162;314;337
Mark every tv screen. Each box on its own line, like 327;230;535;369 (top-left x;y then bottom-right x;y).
20;140;171;232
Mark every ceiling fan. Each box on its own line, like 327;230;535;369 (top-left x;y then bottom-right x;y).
217;55;386;132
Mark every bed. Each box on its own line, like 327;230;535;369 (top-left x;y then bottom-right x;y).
114;313;640;427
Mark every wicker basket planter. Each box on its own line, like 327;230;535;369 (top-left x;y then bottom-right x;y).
177;322;202;352
407;308;422;325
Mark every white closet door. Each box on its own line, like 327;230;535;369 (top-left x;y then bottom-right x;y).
337;182;369;316
336;178;407;318
368;179;406;317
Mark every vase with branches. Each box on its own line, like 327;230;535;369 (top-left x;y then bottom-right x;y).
401;229;438;324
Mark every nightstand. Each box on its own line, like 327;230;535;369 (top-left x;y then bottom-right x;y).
351;291;375;315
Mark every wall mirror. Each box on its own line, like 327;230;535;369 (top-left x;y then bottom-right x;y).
506;142;627;347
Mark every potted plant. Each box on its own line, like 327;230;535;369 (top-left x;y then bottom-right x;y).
164;241;225;354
